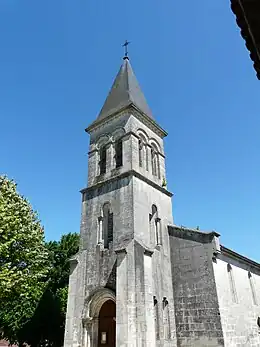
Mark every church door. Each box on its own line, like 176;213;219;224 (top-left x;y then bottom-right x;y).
98;300;116;347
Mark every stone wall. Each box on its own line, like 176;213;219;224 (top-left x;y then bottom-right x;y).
213;249;260;346
169;226;224;347
133;176;176;347
81;175;134;251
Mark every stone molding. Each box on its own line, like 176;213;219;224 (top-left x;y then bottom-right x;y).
85;104;167;138
83;288;116;320
169;224;260;271
168;225;220;243
81;169;173;198
220;245;260;271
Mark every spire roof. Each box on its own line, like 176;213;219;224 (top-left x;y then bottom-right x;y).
88;58;153;128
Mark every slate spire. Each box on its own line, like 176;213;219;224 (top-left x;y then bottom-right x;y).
88;57;153;129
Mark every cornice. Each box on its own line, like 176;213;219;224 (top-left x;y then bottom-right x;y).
85;104;168;139
81;169;173;198
85;107;130;133
220;245;260;271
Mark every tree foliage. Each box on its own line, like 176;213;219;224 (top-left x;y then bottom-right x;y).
0;176;80;346
19;233;79;347
0;176;50;342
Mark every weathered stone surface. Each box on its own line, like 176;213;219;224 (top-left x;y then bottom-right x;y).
169;226;224;347
213;250;260;347
169;226;260;347
64;58;260;347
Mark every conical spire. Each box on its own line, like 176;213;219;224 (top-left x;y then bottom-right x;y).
88;58;153;129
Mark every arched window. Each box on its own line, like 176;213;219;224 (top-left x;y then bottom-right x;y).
149;205;161;246
227;264;238;303
155;218;161;245
115;140;123;168
97;214;103;245
151;148;157;176
99;146;107;174
139;139;144;167
153;296;160;339
152;204;157;215
248;272;257;305
103;203;113;248
163;298;170;339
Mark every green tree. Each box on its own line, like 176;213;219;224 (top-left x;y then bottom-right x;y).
18;233;80;347
0;176;50;344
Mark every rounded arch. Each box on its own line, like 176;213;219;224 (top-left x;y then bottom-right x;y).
151;204;158;216
149;138;161;153
137;128;149;144
111;127;126;141
103;201;112;213
83;288;116;319
138;133;147;145
96;134;110;149
99;201;112;217
151;203;161;216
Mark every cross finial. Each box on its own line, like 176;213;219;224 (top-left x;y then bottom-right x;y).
122;40;130;59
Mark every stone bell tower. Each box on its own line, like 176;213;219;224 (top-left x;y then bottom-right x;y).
64;53;176;347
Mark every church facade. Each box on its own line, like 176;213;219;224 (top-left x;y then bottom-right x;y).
64;56;260;347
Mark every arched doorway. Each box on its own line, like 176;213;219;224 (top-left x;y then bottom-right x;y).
98;300;116;347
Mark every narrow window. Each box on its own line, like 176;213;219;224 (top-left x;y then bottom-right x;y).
97;216;103;244
103;203;113;248
145;146;149;171
227;264;238;303
155;218;161;245
163;298;170;339
115;140;123;168
152;204;157;216
150;205;161;246
151;148;157;176
154;297;160;340
156;154;160;179
107;211;113;244
248;272;258;305
99;147;107;174
139;139;143;167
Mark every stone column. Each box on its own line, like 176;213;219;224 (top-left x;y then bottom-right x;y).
115;249;129;347
64;259;78;347
92;318;99;347
158;154;166;184
88;149;99;185
145;145;149;171
87;149;98;186
82;319;92;347
129;133;139;172
146;145;151;173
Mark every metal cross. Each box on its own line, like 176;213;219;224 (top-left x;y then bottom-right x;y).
122;40;130;57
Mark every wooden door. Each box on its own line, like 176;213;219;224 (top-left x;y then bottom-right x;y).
98;300;116;347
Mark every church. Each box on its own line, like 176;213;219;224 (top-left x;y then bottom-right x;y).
64;52;260;347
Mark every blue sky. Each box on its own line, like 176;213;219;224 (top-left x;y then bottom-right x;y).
0;1;259;261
